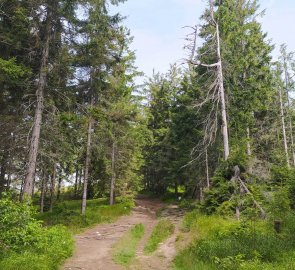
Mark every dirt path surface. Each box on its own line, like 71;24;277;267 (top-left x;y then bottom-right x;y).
62;198;185;270
130;205;186;270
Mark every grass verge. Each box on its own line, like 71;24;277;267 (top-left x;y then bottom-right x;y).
113;223;145;266
144;219;175;254
36;198;134;233
174;210;295;270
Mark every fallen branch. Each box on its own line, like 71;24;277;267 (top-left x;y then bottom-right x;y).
232;166;266;219
237;176;266;219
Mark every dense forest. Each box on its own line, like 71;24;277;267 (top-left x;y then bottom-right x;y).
1;0;295;269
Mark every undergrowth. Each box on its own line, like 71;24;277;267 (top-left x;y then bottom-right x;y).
113;223;145;265
37;197;134;233
174;210;295;270
0;197;73;270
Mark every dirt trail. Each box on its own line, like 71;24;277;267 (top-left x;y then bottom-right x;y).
130;205;186;270
62;198;185;270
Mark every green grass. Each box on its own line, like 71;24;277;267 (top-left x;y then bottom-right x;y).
113;223;145;266
144;219;175;254
174;210;295;270
0;226;74;270
36;198;134;233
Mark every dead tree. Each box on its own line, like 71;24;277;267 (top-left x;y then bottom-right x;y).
281;45;295;166
279;82;290;167
189;0;230;161
231;166;266;220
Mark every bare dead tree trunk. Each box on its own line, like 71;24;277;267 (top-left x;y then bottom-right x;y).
279;86;290;167
283;58;295;166
23;6;52;199
246;127;252;156
232;165;266;219
49;163;56;212
287;114;295;166
209;0;230;160
7;173;11;191
216;27;230;160
205;149;210;189
81;116;94;215
110;141;116;206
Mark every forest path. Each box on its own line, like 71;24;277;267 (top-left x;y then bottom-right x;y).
62;197;185;270
129;205;186;270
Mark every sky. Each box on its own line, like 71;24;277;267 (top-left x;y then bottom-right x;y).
111;0;295;81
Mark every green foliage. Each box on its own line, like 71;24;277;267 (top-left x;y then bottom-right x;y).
202;167;233;214
144;219;175;254
0;197;73;270
37;198;133;233
0;57;30;80
113;223;145;265
175;211;295;270
271;165;295;185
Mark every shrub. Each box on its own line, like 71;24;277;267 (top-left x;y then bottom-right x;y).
0;197;73;270
174;211;295;270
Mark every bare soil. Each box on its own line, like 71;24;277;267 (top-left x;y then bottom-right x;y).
62;198;185;270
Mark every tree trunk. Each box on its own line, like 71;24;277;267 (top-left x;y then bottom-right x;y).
57;175;62;201
0;163;6;194
205;149;210;188
74;167;79;198
81;117;93;215
110;141;116;206
210;0;230;160
279;86;290;167
40;171;47;213
49;163;56;212
216;25;230;160
7;173;11;191
246;127;252;156
22;6;52;199
79;168;83;192
174;182;178;197
282;54;295;166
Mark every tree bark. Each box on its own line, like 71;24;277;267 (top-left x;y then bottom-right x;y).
283;58;295;166
81;117;93;214
0;162;6;194
74;167;79;198
79;168;83;192
205;149;210;188
57;175;62;201
110;141;116;205
22;5;52;199
246;127;252;156
210;0;230;160
40;171;47;213
279;86;290;167
49;163;56;212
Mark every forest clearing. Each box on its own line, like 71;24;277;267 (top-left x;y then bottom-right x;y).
1;0;295;269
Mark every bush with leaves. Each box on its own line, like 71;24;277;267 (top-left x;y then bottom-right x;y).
0;196;73;269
